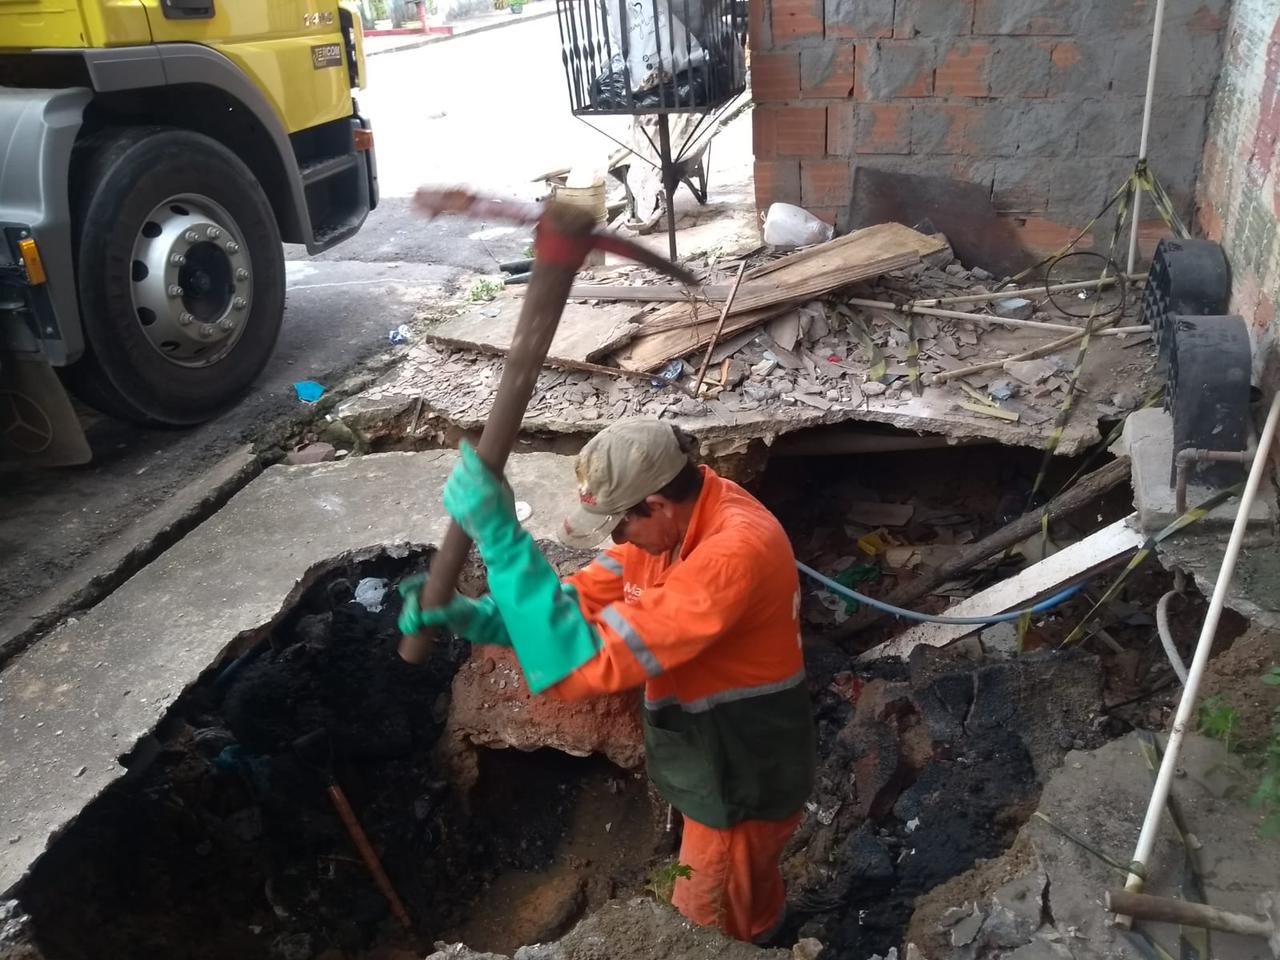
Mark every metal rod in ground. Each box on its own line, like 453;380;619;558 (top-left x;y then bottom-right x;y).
1119;389;1280;911
1128;0;1168;274
693;260;748;396
657;112;679;262
327;782;415;931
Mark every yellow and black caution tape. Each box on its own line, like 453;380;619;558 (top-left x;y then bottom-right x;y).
1001;161;1190;292
906;314;923;397
1007;161;1189;508
1060;484;1244;648
1052;387;1165;498
1024;181;1136;512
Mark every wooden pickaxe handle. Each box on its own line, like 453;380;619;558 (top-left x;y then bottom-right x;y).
398;189;698;665
1107;890;1275;945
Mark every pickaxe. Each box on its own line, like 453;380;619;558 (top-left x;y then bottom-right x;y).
398;189;699;665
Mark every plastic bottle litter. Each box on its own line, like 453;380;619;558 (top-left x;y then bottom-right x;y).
354;578;388;613
388;324;412;345
762;203;834;250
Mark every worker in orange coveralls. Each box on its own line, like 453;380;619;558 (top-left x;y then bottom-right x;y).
399;419;816;944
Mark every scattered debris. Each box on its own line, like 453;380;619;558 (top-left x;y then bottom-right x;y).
763;202;835;250
340;225;1152;459
285;441;337;465
995;298;1035;321
293;380;326;404
353;576;388;612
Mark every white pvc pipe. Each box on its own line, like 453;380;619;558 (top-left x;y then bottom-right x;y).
1155;589;1188;684
1122;389;1280;898
1127;0;1168;275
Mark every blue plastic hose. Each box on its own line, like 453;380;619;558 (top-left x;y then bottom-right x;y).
796;560;1085;625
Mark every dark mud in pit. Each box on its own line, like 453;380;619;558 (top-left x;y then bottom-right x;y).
17;554;662;960
781;644;1109;959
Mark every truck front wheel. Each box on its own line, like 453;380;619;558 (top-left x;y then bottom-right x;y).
65;128;285;425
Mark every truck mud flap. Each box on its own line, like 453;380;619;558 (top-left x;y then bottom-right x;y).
0;355;91;466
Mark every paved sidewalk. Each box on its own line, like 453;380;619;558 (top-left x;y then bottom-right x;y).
364;0;555;55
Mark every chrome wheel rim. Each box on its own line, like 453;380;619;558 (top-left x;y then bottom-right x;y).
129;195;253;368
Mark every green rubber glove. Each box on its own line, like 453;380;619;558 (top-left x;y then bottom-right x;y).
441;442;519;551
396;575;512;648
442;443;602;693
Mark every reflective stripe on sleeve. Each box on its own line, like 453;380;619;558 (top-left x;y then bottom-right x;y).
594;553;623;576
601;604;662;678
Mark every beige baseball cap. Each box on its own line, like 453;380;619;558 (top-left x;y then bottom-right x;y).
559;419;689;549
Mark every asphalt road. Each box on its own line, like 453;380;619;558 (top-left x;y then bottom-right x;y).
0;16;625;638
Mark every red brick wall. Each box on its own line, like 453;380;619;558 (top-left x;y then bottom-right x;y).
1196;0;1280;384
751;0;1229;254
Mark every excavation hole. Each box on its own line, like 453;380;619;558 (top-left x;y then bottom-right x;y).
13;439;1227;960
16;552;662;960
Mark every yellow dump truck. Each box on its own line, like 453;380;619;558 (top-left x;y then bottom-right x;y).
0;0;377;461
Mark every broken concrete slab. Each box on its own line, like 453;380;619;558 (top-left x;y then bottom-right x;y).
0;450;578;896
1120;408;1275;532
340;342;1130;463
424;298;642;365
1157;530;1280;631
0;445;261;668
1027;733;1273;960
863;517;1146;662
428;897;791;960
909;732;1279;960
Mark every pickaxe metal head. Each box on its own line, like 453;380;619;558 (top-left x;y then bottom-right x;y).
413;187;700;286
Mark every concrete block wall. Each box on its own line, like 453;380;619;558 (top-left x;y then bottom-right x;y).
1196;0;1280;384
751;0;1230;255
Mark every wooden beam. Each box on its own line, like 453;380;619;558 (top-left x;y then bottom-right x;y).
834;456;1133;640
857;515;1145;661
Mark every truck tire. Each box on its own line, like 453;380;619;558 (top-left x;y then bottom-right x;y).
63;128;285;425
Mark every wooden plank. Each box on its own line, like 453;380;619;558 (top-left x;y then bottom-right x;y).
612;222;947;372
856;516;1145;661
611;304;794;372
633;222;944;338
423;298;640;365
636;251;916;336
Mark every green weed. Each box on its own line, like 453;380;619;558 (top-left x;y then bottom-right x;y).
468;279;502;302
645;861;693;905
1199;694;1241;753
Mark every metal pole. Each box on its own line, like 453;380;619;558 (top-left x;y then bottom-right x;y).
1119;389;1280;910
657;111;679;261
1127;0;1168;275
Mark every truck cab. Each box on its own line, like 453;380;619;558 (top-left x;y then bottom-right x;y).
0;0;378;462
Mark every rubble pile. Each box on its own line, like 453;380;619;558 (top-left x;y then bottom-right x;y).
342;237;1153;460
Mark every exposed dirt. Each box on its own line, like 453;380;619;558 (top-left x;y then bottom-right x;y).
1199;623;1280;750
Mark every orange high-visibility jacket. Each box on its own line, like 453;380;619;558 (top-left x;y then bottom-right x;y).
549;466;816;828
